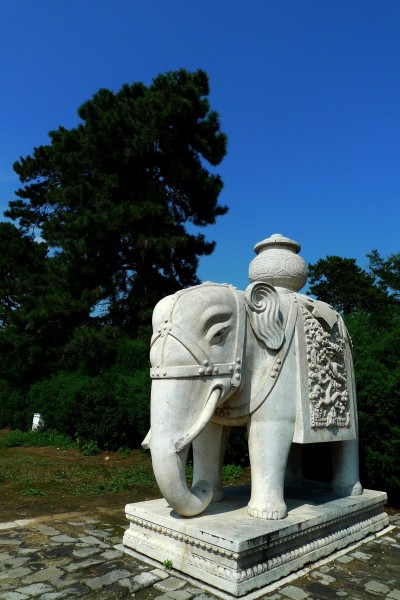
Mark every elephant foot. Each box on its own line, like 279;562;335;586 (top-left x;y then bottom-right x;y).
331;481;363;497
247;500;287;520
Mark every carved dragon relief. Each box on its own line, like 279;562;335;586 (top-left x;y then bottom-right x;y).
298;299;351;430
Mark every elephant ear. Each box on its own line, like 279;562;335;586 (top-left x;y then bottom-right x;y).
244;282;284;350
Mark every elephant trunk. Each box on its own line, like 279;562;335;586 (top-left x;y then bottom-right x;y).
149;380;220;517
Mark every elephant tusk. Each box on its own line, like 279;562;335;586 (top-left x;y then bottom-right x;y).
174;387;223;453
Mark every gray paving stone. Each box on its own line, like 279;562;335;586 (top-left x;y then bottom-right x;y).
0;553;12;563
151;568;171;580
0;522;16;530
83;528;112;538
14;519;35;527
154;578;187;593
381;536;397;544
0;557;29;569
38;587;89;600
336;554;354;563
78;535;108;546
164;590;192;600
364;580;390;595
49;534;77;543
191;594;217;600
119;571;163;593
55;577;90;591
36;526;61;536
278;585;310;600
16;582;54;596
100;549;124;559
72;546;101;558
63;557;104;572
0;592;30;600
310;570;336;584
23;566;64;585
86;568;132;590
38;594;72;600
0;538;22;546
0;567;31;580
350;550;372;560
388;591;400;600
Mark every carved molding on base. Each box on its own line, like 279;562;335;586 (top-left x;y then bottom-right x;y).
123;508;388;587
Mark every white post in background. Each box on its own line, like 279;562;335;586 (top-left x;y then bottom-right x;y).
32;413;44;431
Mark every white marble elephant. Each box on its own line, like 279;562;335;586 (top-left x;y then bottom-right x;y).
146;281;362;520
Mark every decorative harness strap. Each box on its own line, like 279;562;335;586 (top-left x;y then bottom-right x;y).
150;284;246;389
150;285;299;418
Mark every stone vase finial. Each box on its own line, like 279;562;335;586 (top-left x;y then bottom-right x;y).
249;233;308;292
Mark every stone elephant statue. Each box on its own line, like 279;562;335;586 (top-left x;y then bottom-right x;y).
146;281;362;520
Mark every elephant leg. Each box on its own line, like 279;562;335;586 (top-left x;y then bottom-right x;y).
247;412;295;520
285;443;304;486
247;342;297;520
192;422;230;502
330;439;363;496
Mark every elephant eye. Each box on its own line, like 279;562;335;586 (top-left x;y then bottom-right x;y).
204;314;232;344
210;326;229;344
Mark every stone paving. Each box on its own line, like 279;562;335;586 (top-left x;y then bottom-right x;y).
0;512;399;599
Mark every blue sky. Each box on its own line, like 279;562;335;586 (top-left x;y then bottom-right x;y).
1;0;399;292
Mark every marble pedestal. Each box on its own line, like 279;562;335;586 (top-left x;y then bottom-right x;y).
123;483;388;597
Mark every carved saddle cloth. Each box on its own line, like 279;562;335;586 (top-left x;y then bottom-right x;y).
293;295;357;444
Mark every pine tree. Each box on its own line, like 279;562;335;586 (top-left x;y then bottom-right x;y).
7;69;228;336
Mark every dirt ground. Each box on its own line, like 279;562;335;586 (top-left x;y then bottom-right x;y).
0;445;161;522
0;444;252;523
1;442;396;525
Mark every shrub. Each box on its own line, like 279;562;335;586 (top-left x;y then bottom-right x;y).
0;380;29;430
0;429;75;449
28;366;151;450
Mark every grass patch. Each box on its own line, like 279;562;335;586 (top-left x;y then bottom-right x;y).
111;466;156;492
186;463;244;484
21;487;48;496
0;429;76;449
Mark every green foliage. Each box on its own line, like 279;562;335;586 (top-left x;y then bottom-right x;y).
6;68;227;338
0;380;28;430
21;487;48;497
0;428;75;449
185;462;243;484
0;69;227;443
225;427;249;466
307;256;393;316
345;309;400;502
163;560;173;570
309;251;400;505
27;364;150;449
77;439;101;456
222;464;243;482
368;249;400;300
118;447;132;457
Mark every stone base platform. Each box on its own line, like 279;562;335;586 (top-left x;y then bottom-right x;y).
123;483;389;597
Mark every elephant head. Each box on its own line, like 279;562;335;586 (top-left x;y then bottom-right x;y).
148;282;285;517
